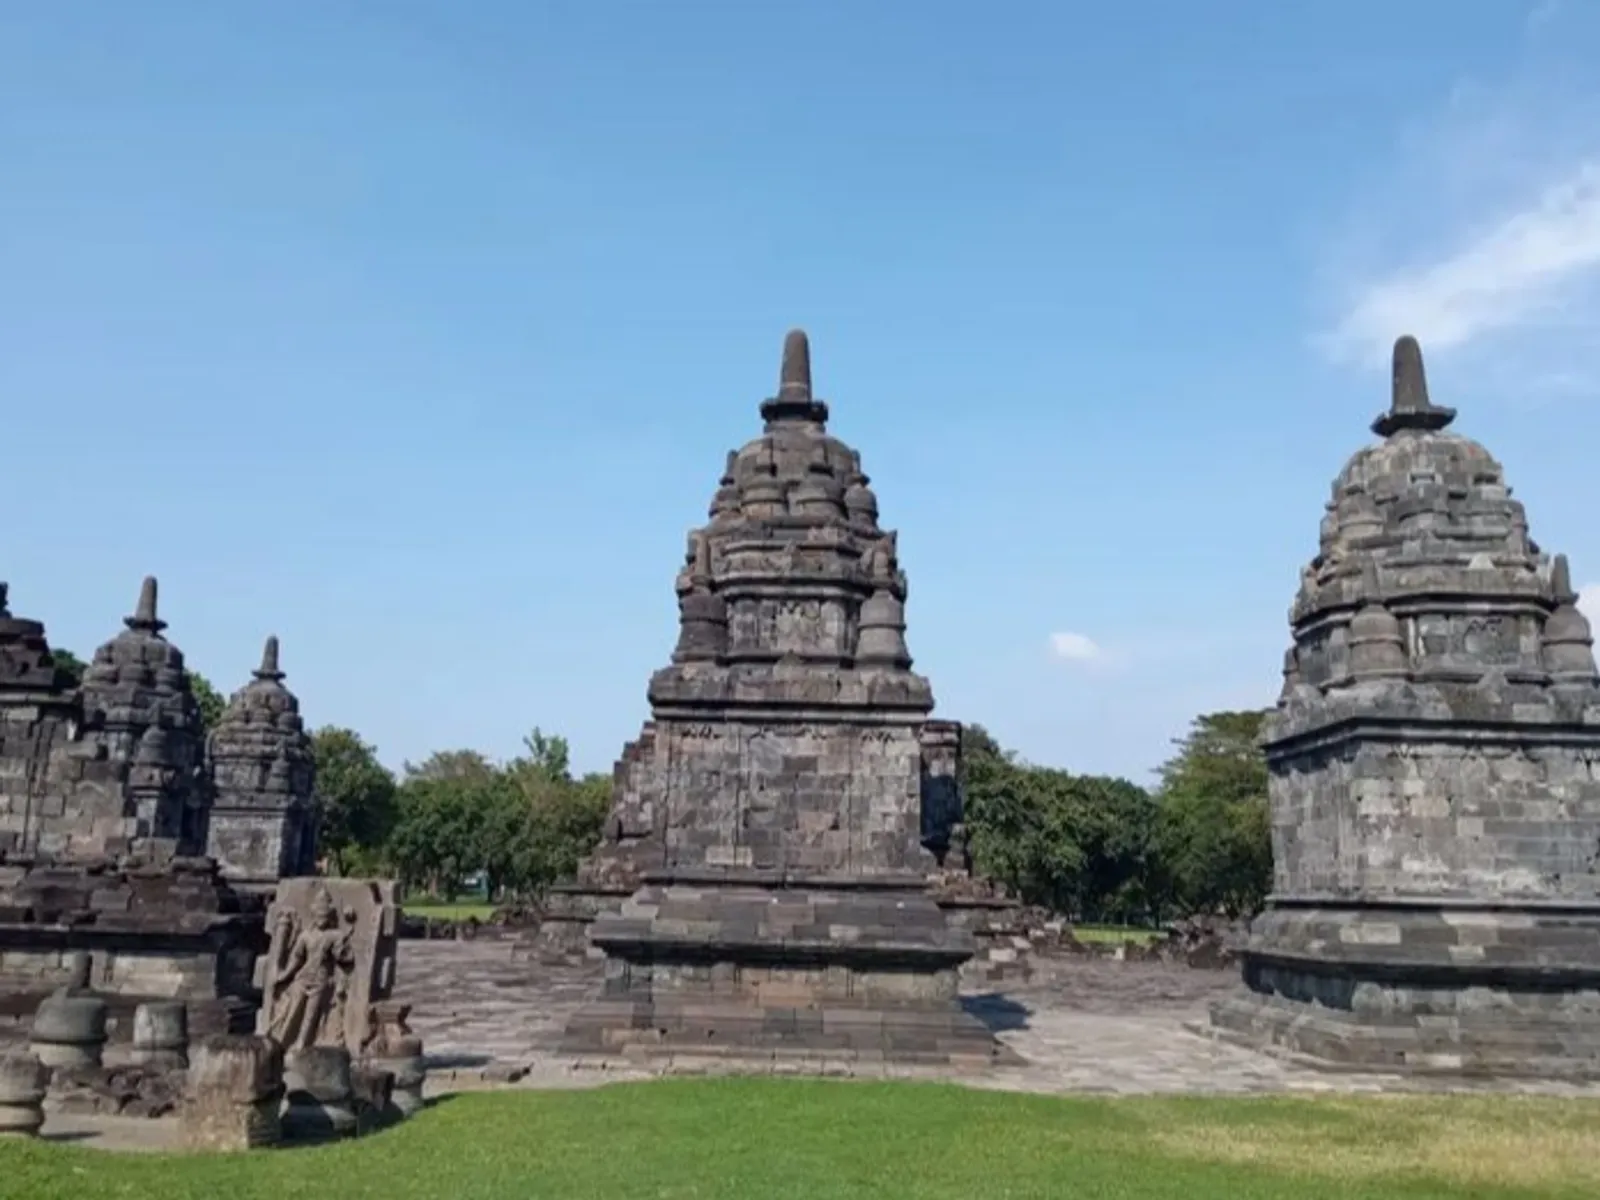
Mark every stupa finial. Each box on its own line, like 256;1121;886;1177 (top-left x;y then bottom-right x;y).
0;582;9;617
780;329;811;397
759;327;830;429
1553;555;1578;605
124;575;167;634
1372;335;1457;437
254;634;285;682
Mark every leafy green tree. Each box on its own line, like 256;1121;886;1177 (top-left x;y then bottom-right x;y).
516;728;573;782
1152;709;1273;918
401;748;497;783
960;725;1156;921
502;729;607;897
186;671;226;731
384;730;609;902
311;727;399;875
387;773;482;898
50;648;86;687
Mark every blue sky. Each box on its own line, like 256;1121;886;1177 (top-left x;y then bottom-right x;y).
5;2;1600;783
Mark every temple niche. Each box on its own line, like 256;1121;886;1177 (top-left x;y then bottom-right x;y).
207;636;318;891
560;330;1001;1066
1210;337;1600;1076
0;577;273;1038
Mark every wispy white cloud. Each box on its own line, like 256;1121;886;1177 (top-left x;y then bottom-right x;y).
1322;164;1600;366
1527;0;1564;33
1317;4;1600;390
1047;631;1102;664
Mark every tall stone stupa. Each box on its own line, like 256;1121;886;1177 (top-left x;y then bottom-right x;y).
1210;336;1600;1076
561;330;996;1067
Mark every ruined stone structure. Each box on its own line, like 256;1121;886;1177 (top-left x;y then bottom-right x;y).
562;331;1000;1066
258;878;398;1057
207;636;318;891
526;725;664;963
0;579;266;1037
930;823;1035;988
1210;337;1600;1076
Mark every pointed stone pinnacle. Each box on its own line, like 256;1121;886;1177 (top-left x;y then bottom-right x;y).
1392;335;1428;412
124;575;167;633
1553;555;1577;605
780;329;812;396
1372;335;1457;437
0;582;9;617
255;634;285;681
759;328;829;429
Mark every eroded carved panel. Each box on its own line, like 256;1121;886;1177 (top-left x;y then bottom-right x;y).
257;878;397;1055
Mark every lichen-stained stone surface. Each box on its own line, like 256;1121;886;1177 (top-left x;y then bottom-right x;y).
1210;336;1600;1077
555;331;992;1067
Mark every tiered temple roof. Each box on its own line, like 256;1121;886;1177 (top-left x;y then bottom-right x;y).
207;636;318;886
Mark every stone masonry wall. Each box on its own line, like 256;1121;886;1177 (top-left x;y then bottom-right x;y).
0;706;78;857
1272;736;1600;901
651;720;928;875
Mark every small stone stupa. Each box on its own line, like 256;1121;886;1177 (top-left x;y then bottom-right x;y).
561;330;999;1067
1210;337;1600;1076
207;636;318;891
73;576;212;854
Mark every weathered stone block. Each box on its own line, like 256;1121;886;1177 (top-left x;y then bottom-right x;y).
0;1050;47;1137
282;1046;356;1142
181;1034;283;1151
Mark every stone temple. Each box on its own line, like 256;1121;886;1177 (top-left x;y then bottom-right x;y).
1210;336;1600;1076
561;330;1000;1066
0;576;311;1039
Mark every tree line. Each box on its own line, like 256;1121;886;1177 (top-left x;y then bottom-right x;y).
311;708;1273;919
313;728;611;899
51;646;1272;920
961;710;1272;923
50;647;609;900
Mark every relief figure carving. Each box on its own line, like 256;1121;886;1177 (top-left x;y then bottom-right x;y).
264;884;356;1051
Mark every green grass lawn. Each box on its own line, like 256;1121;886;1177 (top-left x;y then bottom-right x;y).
403;898;495;923
1072;923;1165;945
4;1079;1597;1200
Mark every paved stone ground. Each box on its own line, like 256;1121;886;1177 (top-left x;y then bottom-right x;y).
402;940;1600;1097
30;938;1600;1153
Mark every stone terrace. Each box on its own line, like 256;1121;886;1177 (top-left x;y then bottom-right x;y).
401;941;1600;1098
